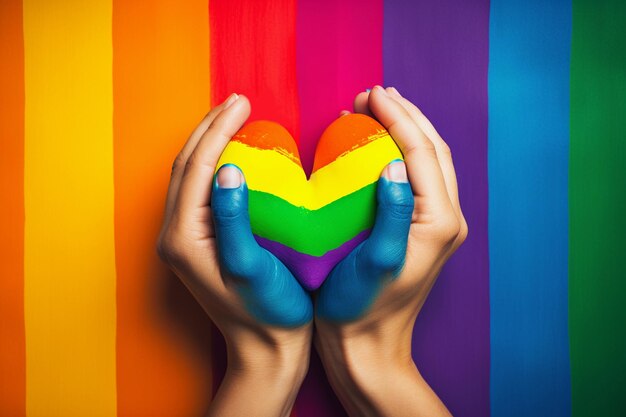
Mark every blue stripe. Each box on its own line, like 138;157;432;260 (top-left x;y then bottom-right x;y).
488;1;572;416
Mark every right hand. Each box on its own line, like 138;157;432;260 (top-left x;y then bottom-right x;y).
314;85;467;416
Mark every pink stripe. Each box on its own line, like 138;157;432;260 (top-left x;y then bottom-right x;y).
296;0;383;176
295;1;383;414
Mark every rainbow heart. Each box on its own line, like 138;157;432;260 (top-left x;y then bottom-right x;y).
216;114;402;291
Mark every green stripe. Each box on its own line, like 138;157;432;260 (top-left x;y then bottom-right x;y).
249;183;376;256
570;2;626;416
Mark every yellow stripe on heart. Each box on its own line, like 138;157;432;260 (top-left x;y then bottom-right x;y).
217;134;403;210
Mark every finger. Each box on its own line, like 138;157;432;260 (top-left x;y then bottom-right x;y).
358;160;414;277
368;85;450;206
353;91;374;117
211;165;265;278
385;87;461;213
175;94;251;216
211;165;313;326
339;109;351;117
163;93;240;229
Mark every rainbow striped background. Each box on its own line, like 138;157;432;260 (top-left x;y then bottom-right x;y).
0;0;624;416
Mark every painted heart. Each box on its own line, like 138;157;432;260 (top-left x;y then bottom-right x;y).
216;114;402;291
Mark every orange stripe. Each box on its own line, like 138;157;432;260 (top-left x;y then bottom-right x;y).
233;121;302;165
112;1;214;415
0;1;25;415
311;113;389;173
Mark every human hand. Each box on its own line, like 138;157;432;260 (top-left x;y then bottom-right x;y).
157;93;312;417
315;86;467;417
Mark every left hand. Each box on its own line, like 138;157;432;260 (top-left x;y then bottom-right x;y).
157;93;312;417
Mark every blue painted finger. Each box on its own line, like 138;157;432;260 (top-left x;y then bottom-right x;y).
211;164;313;327
358;161;413;277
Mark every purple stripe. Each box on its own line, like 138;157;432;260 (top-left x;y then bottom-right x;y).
254;230;370;291
383;1;490;416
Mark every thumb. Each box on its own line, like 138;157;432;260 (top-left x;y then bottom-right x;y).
211;164;264;278
359;160;414;277
212;164;313;326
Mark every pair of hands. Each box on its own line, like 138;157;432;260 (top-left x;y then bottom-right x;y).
157;85;467;417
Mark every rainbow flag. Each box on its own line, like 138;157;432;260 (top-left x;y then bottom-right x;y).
1;0;624;416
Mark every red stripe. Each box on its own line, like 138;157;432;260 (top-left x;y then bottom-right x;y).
210;0;300;147
208;0;300;407
294;1;383;414
113;1;214;415
0;1;26;415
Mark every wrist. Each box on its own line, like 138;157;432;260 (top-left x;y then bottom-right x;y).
207;325;311;417
315;320;450;417
316;329;414;415
315;318;414;383
226;324;311;380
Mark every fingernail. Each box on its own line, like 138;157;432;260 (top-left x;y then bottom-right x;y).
389;86;400;96
373;85;388;96
365;88;372;93
223;93;239;109
216;164;243;189
339;110;350;117
384;160;408;183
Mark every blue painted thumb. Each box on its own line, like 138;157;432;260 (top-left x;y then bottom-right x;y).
359;160;414;276
211;164;263;278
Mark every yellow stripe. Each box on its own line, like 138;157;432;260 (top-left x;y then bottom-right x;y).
23;1;117;416
217;135;403;209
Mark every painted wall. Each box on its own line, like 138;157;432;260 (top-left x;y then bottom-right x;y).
1;0;624;416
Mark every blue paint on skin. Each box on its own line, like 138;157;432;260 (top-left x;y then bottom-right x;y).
316;166;414;322
212;164;313;327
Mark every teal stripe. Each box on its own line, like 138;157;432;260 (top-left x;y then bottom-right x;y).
488;1;572;416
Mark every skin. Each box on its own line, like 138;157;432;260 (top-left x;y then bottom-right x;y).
157;85;467;417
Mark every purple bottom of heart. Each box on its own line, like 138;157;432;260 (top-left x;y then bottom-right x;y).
254;230;371;291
